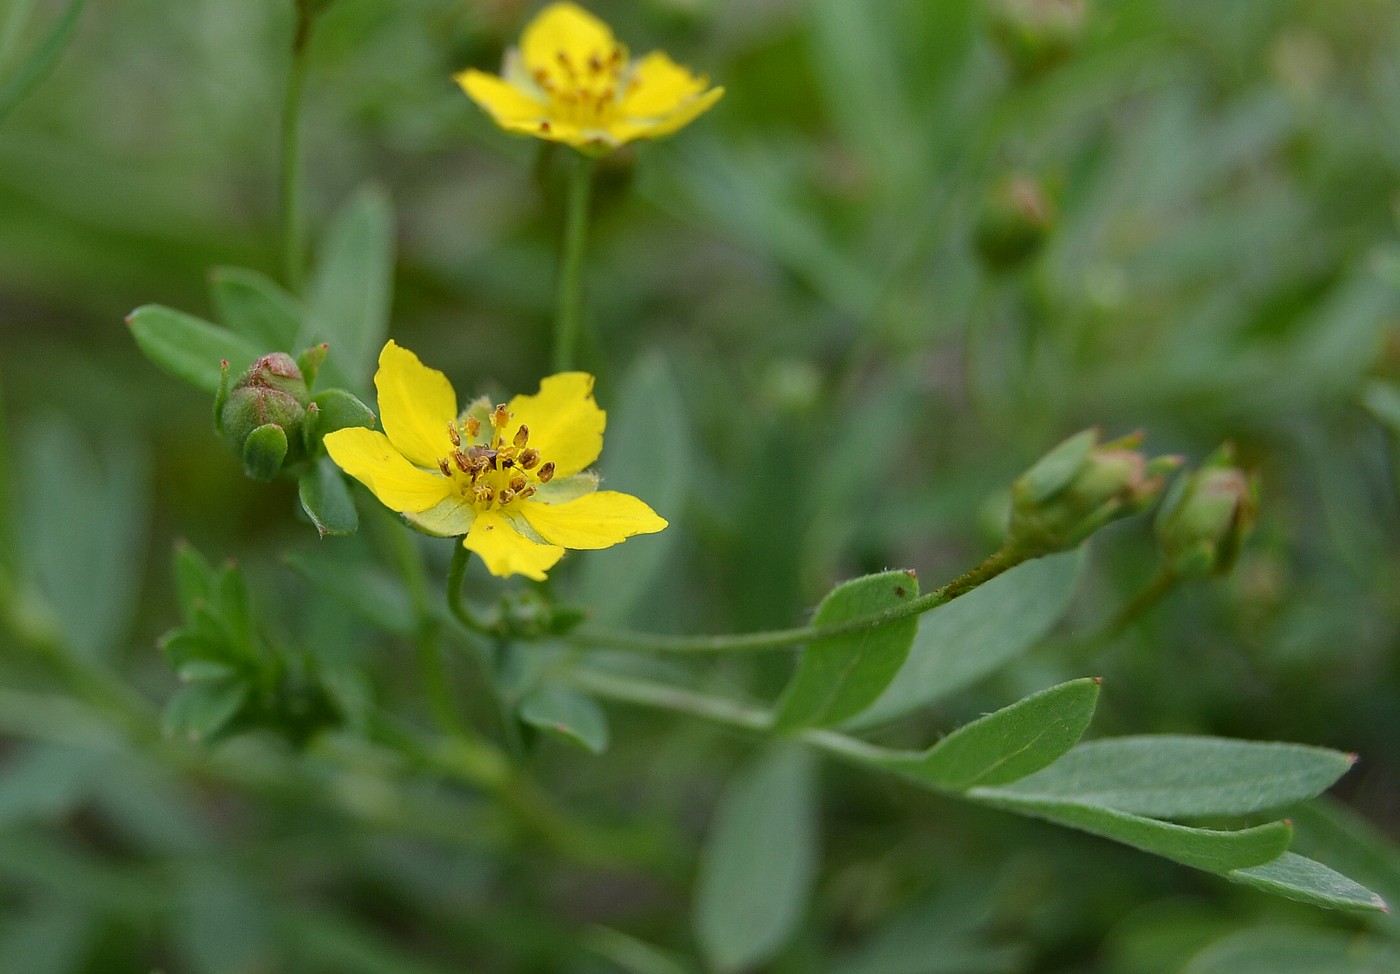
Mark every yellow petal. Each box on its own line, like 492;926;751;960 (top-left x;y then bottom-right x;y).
507;372;605;479
521;3;622;83
520;490;667;550
375;341;459;469
621;51;708;117
464;510;565;581
617;84;724;141
455;68;549;127
323;427;452;513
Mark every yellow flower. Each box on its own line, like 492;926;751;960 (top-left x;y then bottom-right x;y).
324;341;667;581
454;2;723;152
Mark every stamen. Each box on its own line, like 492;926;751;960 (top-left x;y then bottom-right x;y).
446;422;461;447
474;484;495;504
438;458;452;477
498;488;517;506
452;451;472;474
538;461;556;483
510;475;527;493
519;448;540;469
493;404;511;429
464;416;481;438
514;424;529;448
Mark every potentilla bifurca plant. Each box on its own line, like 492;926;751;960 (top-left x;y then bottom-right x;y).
120;2;1386;969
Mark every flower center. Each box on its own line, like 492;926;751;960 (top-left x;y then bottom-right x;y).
531;44;635;128
436;404;556;512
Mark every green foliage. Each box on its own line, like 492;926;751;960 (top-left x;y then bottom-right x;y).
694;746;818;972
775;571;920;729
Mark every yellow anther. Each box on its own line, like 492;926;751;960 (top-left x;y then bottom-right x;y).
446;422;461;447
513;424;530;448
498;488;517;506
519;448;540;470
474;484;495;504
538;461;556;483
493;404;511;429
452;451;472;474
510;475;527;493
438;458;452;477
464;416;481;438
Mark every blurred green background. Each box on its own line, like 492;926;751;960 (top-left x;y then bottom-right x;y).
2;0;1400;971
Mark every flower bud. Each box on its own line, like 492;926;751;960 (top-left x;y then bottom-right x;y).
1155;444;1258;578
1008;429;1181;556
985;0;1088;81
219;353;311;481
973;175;1055;272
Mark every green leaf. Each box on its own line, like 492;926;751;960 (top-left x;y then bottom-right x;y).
985;736;1355;817
0;899;94;974
127;304;263;396
172;541;215;620
852;550;1083;726
694;745;818;973
776;571;921;730
878;679;1100;790
283;550;414;636
18;420;149;659
965;792;1292;873
302;186;394;394
0;744;97;827
519;685;610;754
1226;854;1388;913
1185;926;1400;974
0;0;84;125
162;677;248;743
576;352;691;624
208;266;302;352
299;457;359;537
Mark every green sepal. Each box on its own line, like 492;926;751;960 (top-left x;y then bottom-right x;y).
298;342;330;389
241;424;288;482
298;457;359;537
213;360;231;434
306;388;376;450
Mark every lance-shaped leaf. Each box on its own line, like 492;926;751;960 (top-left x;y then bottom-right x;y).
127;305;263;396
299;457;359;537
209;266;303;351
519;685;610;755
694;745;818;973
776;571;920;730
877;678;1100;790
983;736;1355;817
1226;853;1388;913
1185;926;1400;974
965;791;1291;873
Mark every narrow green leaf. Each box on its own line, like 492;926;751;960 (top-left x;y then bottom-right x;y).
299;458;359;537
214;562;252;652
694;745;818;973
0;0;84;125
208;266;302;351
172;541;215;620
162;678;248;743
0;744;97;826
966;791;1292;872
776;571;921;730
0;373;16;577
519;685;610;754
576;352;691;623
1227;853;1388;913
127;305;263;396
302;186;394;394
852;549;1083;726
1185;926;1400;974
879;679;1100;790
283;550;414;636
987;736;1355;817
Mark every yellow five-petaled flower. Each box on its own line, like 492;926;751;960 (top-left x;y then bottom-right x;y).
324;341;667;581
455;2;723;152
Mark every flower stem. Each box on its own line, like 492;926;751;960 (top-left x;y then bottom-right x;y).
1102;567;1179;639
568;545;1028;654
445;544;500;636
279;7;316;295
553;152;597;372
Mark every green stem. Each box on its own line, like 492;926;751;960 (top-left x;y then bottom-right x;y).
279;8;315;295
568;544;1028;654
567;669;897;766
445;543;500;636
553;153;597;372
1102;567;1179;639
